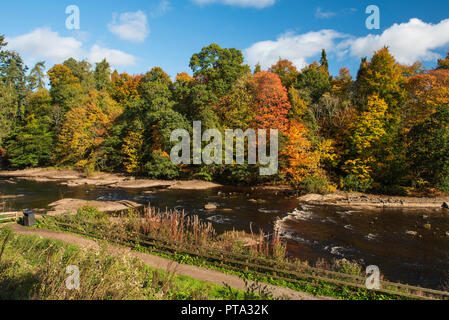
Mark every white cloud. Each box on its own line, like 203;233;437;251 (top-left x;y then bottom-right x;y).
6;27;83;62
315;7;336;19
108;10;149;42
192;0;275;9
6;27;137;68
87;45;136;67
151;0;172;18
245;18;449;70
245;30;348;70
346;18;449;64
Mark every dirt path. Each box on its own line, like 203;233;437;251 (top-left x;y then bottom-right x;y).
8;224;330;300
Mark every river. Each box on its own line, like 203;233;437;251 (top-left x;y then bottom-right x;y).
1;178;448;290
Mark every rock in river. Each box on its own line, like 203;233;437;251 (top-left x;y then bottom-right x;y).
204;203;218;210
47;198;143;216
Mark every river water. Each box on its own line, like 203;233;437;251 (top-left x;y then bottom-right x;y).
1;178;448;290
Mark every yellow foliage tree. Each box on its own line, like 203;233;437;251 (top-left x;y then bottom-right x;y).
122;128;144;174
345;94;388;181
281;120;325;184
55;91;121;167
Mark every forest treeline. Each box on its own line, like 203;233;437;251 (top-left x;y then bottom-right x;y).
1;34;449;194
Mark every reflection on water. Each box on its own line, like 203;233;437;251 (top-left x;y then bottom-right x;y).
1;178;448;289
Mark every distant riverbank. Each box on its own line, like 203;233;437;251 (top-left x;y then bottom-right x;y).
0;168;222;190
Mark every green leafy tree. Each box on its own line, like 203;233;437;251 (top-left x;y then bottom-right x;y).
6;115;53;168
189;43;250;98
295;62;331;103
63;58;95;93
0;82;19;146
408;105;449;190
94;59;112;91
29;61;46;90
320;49;329;75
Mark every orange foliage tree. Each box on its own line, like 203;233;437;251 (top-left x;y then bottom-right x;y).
110;71;143;103
406;69;449;128
280;120;332;185
248;71;291;133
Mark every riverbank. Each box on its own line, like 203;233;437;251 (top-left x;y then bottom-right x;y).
299;193;449;210
4;224;327;300
0;168;222;190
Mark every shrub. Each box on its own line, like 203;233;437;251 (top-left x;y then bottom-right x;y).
436;175;449;194
145;151;180;180
298;176;334;195
340;174;372;193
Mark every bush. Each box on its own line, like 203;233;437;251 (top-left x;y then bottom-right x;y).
76;206;107;223
145;151;180;179
333;259;363;276
298;176;334;195
436;175;449;194
340;174;372;193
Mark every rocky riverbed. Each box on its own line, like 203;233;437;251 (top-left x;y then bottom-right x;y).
299;193;449;210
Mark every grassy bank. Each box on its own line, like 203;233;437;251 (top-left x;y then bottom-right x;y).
0;227;275;300
30;206;440;300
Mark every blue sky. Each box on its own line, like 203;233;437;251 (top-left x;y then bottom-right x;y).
1;0;449;79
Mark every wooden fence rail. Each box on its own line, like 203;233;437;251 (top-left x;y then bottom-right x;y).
0;212;19;222
46;219;449;300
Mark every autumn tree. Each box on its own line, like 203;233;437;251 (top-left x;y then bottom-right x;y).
281;120;320;185
437;52;449;70
63;58;95;93
110;72;143;104
344;94;388;187
215;76;254;129
332;67;353;101
406;69;449;128
269;59;299;89
248;71;291;133
47;64;84;112
54;91;121;168
354;47;407;124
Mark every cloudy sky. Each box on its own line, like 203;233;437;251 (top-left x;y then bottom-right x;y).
1;0;449;78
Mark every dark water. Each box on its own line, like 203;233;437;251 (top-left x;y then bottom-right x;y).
1;178;448;290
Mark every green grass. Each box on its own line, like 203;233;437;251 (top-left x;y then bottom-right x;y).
0;227;269;300
35;218;406;300
32;207;421;300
